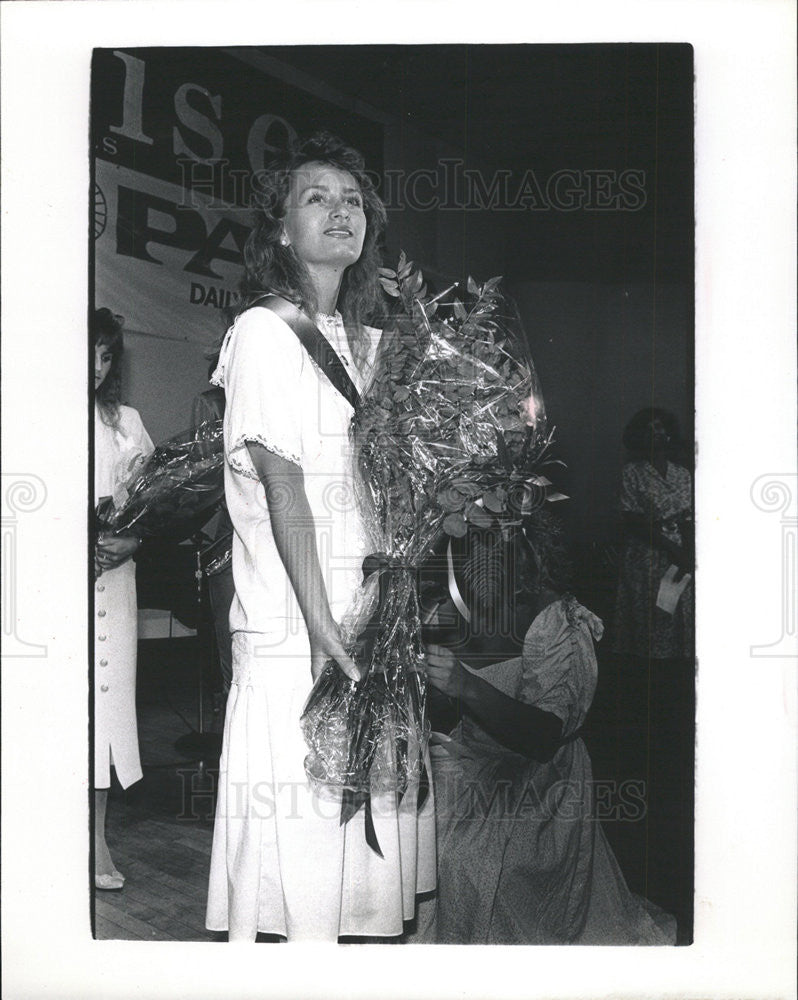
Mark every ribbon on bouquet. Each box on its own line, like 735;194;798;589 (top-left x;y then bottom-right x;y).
446;538;471;623
357;557;432;818
335;552;431;857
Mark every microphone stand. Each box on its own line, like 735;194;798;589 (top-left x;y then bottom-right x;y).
174;533;222;774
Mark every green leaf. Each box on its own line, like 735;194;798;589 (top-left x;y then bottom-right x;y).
438;488;466;512
449;479;481;497
496;430;513;472
498;411;522;430
465;502;493;528
443;512;468;537
467;275;479;296
482;490;505;513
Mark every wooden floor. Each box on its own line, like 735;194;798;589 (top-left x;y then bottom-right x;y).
94;631;694;942
94;638;224;941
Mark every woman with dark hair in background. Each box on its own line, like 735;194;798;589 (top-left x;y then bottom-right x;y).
409;511;675;944
613;407;693;660
612;406;694;936
93;308;154;890
205;132;434;942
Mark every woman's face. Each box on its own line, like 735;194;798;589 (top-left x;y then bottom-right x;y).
281;162;366;271
95;343;113;391
647;416;670;450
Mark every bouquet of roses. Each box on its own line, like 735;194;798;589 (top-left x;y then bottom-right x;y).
96;419;226;542
300;255;564;842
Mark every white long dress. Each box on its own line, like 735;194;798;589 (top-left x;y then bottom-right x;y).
205;307;436;941
94;403;154;789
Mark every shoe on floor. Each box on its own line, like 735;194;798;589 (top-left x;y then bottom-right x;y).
95;872;125;891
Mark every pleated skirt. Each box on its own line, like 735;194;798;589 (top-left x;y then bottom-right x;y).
206;627;436;941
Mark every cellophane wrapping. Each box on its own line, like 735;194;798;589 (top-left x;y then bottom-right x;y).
98;419;226;540
300;259;551;802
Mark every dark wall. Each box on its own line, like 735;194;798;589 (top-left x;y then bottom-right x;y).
509;279;693;552
108;45;693;559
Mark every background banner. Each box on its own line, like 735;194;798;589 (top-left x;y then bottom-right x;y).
94;159;245;345
92;46;384;343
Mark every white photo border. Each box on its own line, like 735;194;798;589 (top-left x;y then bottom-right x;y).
1;2;795;999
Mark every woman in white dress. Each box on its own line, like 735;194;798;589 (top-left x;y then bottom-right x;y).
205;133;435;942
93;308;154;890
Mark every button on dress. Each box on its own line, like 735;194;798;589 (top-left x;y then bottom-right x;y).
94;403;154;789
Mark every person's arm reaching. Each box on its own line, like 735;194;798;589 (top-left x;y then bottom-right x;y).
424;643;562;761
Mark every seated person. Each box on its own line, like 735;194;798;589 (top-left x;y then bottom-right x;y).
409;511;676;945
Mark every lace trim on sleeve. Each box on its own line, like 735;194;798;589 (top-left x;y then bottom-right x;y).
209;326;235;388
228;433;302;481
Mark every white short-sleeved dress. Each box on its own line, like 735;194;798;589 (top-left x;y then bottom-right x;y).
205;307;436;941
94;403;154;789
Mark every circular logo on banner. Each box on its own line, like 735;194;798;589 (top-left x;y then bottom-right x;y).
94;184;107;240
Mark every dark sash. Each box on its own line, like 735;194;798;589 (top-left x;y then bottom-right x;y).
201;295;361;577
243;293;361;410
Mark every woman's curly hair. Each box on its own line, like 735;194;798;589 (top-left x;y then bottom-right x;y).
622;407;681;457
516;508;574;595
460;509;573;638
93;308;125;426
240;131;387;368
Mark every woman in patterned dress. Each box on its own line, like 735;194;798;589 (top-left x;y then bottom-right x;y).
613;408;693;660
612;407;694;935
